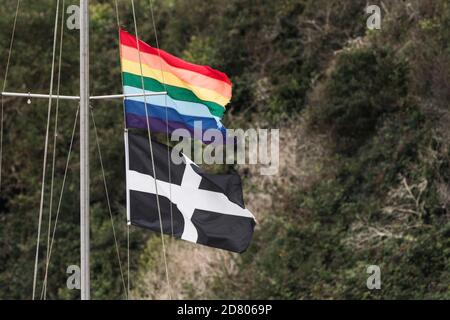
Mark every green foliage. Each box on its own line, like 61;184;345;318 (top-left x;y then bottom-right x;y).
208;102;449;298
1;0;450;300
203;1;450;299
309;48;409;154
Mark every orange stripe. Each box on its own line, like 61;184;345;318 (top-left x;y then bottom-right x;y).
120;44;232;99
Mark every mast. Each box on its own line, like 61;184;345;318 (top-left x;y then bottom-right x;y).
80;0;90;300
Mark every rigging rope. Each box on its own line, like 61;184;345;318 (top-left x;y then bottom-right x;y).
90;107;128;299
41;0;66;299
131;0;172;299
0;0;21;192
127;223;131;298
148;0;175;238
114;0;121;33
113;0;131;299
41;105;79;300
86;4;128;299
32;0;61;300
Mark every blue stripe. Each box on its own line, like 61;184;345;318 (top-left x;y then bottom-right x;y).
123;86;223;120
124;99;227;133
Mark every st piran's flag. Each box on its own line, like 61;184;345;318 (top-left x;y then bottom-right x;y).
125;132;256;253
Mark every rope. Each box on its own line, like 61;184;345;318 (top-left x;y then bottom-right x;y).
114;2;127;130
127;224;130;299
41;0;66;299
113;0;130;299
114;0;121;32
32;0;61;300
90;107;128;299
88;6;127;298
131;0;172;299
148;0;174;238
40;105;79;300
0;0;21;192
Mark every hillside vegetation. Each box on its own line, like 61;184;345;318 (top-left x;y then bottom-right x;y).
0;0;449;299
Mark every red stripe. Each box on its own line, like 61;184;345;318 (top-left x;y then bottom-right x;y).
120;29;232;86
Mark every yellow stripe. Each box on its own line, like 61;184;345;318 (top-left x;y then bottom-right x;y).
122;58;230;107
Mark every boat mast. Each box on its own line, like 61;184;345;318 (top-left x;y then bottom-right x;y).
80;0;90;300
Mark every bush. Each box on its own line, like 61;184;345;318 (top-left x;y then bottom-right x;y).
309;48;409;154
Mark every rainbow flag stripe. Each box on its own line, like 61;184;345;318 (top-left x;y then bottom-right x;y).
120;29;231;142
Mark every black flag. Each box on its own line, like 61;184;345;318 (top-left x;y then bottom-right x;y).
125;132;256;253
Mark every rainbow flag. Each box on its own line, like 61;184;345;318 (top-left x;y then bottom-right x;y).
119;29;231;143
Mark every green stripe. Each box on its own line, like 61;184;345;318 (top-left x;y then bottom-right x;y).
122;72;225;118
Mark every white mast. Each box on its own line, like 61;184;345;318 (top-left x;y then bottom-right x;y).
80;0;90;300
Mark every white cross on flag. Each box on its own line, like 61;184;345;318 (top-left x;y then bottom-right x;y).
125;132;256;253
